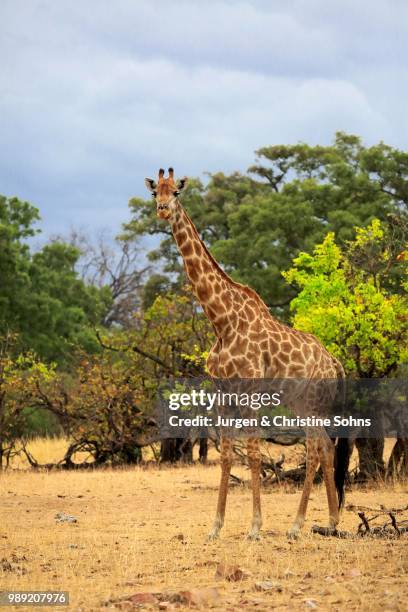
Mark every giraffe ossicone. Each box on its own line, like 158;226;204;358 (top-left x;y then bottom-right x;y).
145;168;349;540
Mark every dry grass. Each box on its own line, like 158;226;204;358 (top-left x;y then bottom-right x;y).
0;439;406;611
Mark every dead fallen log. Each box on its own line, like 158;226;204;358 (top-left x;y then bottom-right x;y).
311;526;350;538
313;504;408;538
263;465;323;486
229;473;244;486
346;503;408;514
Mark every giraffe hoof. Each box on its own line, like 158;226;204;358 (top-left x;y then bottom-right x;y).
286;528;300;540
207;530;220;541
247;531;261;541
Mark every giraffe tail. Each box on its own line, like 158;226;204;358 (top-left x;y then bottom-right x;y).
334;438;351;509
333;357;351;510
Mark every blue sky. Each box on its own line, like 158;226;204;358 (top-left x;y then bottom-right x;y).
1;0;407;239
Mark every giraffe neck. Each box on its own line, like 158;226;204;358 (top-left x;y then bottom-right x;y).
170;202;241;337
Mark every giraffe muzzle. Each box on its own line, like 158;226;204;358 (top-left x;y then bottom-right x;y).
157;204;171;219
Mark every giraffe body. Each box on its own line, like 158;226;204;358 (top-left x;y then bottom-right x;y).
145;169;346;539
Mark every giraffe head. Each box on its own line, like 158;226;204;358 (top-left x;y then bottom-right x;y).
145;168;188;220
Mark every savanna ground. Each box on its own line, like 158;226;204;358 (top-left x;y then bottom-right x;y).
0;439;406;611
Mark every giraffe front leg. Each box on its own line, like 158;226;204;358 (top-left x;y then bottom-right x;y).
208;437;232;541
247;438;262;540
287;438;319;539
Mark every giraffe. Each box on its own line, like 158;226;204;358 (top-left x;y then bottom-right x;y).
145;168;349;540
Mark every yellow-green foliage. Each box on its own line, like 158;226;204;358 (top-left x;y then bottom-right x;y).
283;221;407;376
0;335;58;458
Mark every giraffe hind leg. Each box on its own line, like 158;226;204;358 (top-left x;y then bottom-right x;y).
318;437;339;532
287;438;319;539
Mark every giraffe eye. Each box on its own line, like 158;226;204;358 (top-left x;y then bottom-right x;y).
173;190;180;196
152;191;157;197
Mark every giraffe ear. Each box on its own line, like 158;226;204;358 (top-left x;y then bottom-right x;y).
176;177;188;193
145;178;157;193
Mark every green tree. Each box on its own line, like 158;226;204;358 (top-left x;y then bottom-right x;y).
0;196;111;363
24;242;110;361
0;196;39;331
124;133;407;315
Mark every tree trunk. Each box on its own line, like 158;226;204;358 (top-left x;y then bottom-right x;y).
118;443;143;465
387;438;408;479
160;438;193;463
199;438;208;463
355;437;385;481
